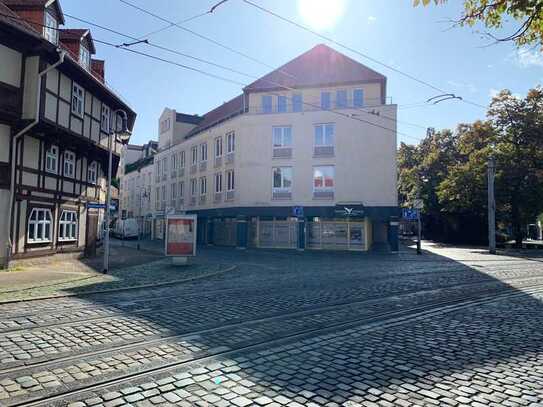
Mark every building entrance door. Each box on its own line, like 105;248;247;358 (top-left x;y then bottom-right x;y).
85;210;99;257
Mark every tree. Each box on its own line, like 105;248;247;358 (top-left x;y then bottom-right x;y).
398;87;543;246
414;0;543;47
487;88;543;246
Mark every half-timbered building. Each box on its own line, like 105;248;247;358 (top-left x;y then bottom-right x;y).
0;0;136;266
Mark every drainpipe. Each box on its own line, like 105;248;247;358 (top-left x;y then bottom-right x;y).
4;49;66;269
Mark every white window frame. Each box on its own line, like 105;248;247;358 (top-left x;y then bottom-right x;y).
191;146;198;165
292;93;303;112
262;95;273;113
313;166;335;193
63;150;75;178
43;11;58;44
200;176;207;196
215;137;223;158
180;151;186;168
273;126;293;148
59;210;78;241
321;91;331;110
314;123;335;147
226;132;235;154
226;170;235;191
191;178;197;196
272;167;293;193
27;208;53;243
178;181;184;198
79;45;90;70
215;172;223;193
101;105;110;133
335;89;348;108
277;95;288;113
200;143;208;162
172;153;178;172
45;145;58;174
353;88;364;107
171;183;177;204
72;82;84;117
88;161;97;184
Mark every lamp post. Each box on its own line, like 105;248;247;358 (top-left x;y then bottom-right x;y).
103;110;131;274
137;188;149;251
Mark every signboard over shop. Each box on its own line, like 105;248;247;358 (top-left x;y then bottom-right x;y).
165;214;197;257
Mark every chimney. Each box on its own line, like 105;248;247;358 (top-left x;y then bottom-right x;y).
91;59;105;83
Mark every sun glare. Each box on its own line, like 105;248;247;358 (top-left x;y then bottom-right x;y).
298;0;347;31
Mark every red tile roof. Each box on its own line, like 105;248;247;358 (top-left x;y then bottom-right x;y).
3;0;64;24
186;94;244;138
244;44;386;92
59;28;96;54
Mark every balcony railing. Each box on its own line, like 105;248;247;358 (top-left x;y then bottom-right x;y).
248;96;390;115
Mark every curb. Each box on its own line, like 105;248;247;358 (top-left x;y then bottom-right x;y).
0;264;237;305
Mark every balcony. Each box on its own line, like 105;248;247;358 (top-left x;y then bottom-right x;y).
199;161;207;172
214;192;223;203
190;165;197;175
199;195;206;205
214;157;222;168
225;153;235;165
273;147;292;159
225;190;235;201
314;146;335;158
313;190;334;200
272;189;292;200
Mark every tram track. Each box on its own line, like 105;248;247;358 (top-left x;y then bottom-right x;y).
2;268;543;336
6;281;543;407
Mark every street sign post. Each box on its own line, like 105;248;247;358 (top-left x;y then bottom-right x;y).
165;214;197;265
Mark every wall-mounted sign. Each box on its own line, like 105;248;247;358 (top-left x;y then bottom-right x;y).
292;206;304;217
165;214;197;257
334;206;365;218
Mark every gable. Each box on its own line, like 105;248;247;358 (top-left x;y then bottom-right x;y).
244;43;385;93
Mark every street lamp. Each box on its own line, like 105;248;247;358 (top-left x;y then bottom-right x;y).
137;188;150;250
103;110;131;274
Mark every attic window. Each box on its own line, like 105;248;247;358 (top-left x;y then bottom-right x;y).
43;11;58;45
79;45;90;70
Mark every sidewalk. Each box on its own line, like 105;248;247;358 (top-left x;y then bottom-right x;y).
0;243;226;302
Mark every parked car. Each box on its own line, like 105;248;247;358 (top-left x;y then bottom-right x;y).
113;218;139;239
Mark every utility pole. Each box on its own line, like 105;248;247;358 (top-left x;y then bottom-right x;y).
488;157;496;254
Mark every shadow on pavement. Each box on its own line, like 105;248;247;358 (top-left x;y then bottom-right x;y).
29;243;543;404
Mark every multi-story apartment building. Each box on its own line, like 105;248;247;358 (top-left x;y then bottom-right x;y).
151;44;399;251
118;141;157;236
0;0;136;266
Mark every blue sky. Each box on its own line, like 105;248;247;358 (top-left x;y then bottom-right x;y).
62;0;543;145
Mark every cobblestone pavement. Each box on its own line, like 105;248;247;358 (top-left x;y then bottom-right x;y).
1;245;543;406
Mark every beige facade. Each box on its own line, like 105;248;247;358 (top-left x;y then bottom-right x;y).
151;80;397;250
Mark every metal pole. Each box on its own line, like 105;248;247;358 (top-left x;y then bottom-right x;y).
137;189;142;250
488;157;496;254
417;208;422;255
103;131;114;273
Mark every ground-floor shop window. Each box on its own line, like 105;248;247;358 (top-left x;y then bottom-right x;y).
59;210;78;241
28;208;53;243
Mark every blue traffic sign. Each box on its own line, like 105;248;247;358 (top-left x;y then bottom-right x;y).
87;202;106;209
293;206;304;217
402;208;419;221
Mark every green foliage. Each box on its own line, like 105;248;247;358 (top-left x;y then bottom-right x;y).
398;87;543;245
414;0;543;47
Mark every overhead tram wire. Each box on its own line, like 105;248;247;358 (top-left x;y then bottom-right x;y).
112;1;430;136
137;0;230;39
0;11;426;143
64;11;430;133
117;0;296;80
240;0;488;111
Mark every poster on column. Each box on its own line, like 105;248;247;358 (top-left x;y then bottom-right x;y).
165;215;197;257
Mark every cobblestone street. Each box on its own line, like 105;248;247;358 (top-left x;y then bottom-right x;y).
1;245;543;406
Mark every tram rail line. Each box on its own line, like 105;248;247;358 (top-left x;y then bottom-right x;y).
7;282;543;407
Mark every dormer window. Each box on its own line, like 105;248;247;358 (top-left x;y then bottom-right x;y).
43;11;58;44
79;45;90;70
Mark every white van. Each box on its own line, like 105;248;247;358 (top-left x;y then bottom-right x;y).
113;218;139;239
